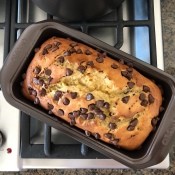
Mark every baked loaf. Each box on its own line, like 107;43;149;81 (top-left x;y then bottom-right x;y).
22;36;162;150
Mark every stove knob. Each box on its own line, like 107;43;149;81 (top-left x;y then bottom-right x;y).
0;131;3;147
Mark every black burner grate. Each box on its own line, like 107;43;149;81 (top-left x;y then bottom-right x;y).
1;0;157;158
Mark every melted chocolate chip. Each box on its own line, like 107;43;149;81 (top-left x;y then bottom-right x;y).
58;109;64;116
143;85;150;93
127;82;135;89
52;46;59;52
77;65;86;73
32;90;37;96
80;108;88;114
34;97;40;104
139;93;146;101
86;93;94;101
70;92;77;99
57;56;65;63
39;88;46;96
70;119;76;126
110;139;120;146
96;100;104;108
103;102;110;109
140;99;148;107
45;68;52;76
33;66;41;74
130;118;138;127
68;112;74;119
66;68;73;76
121;71;132;80
69;47;76;54
122;96;130;104
70;42;78;47
87;112;95;120
111;63;118;69
126;67;133;73
86;61;94;67
85;130;91;137
96;57;104;63
45;44;52;50
94;133;100;139
88;103;96;111
76;48;83;54
148;94;155;104
104;133;113;139
151;117;158;127
53;90;62;101
64;51;71;56
42;48;48;55
85;49;92;55
62;97;70;105
38;79;44;86
33;77;39;85
54;41;61;47
108;122;117;130
47;77;53;84
98;113;106;120
93;107;103;115
127;125;135;131
80;114;88;120
48;103;54;110
73;110;80;117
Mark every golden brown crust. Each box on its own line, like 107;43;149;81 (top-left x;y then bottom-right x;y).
22;37;162;150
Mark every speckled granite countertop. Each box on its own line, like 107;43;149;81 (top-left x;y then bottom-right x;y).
1;0;175;174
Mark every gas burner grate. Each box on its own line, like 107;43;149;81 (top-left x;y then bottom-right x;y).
2;0;157;158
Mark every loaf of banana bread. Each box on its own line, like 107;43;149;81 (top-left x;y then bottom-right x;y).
22;36;162;150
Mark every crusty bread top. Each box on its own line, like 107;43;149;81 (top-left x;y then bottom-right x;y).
22;37;162;150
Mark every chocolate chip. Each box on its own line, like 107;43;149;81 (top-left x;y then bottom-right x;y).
119;59;124;64
76;48;83;54
48;77;53;84
94;133;100;139
69;47;76;54
98;113;106;120
87;112;95;120
127;82;135;89
68;112;74;119
111;63;118;69
54;41;61;47
42;48;48;55
66;68;73;76
93;107;103;115
96;100;104;108
77;65;86;73
130;118;138;127
122;96;130;104
140;99;148;107
52;46;59;52
39;88;46;96
33;77;39;85
108;122;117;130
86;93;94;101
88;103;96;111
85;130;91;137
45;68;52;76
62;97;70;105
126;67;133;72
32;90;37;96
104;133;113;139
34;97;40;104
33;66;41;74
148;94;155;104
80;108;88;114
127;125;135;131
127;62;133;68
97;52;106;58
159;106;164;112
28;87;33;95
143;85;150;93
151;117;158;127
103;102;110;109
85;49;92;55
86;61;94;67
45;44;52;50
48;103;54;110
70;92;77;99
110;139;120;146
58;109;64;116
64;51;71;56
73;110;80;117
70;42;78;47
53;90;62;101
70;119;76;126
34;48;39;53
57;56;65;63
80;114;88;120
121;71;132;80
139;93;146;101
38;79;44;86
96;57;104;63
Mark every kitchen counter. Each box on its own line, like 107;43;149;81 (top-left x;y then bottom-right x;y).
1;0;175;174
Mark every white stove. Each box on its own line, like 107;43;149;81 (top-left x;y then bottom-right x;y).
0;0;169;171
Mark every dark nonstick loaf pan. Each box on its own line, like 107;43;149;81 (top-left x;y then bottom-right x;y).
1;21;175;169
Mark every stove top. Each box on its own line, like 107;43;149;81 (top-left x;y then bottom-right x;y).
0;0;169;171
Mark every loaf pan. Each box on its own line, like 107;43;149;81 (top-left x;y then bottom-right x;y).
1;21;175;169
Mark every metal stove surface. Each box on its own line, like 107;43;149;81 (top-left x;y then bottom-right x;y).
0;0;169;171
